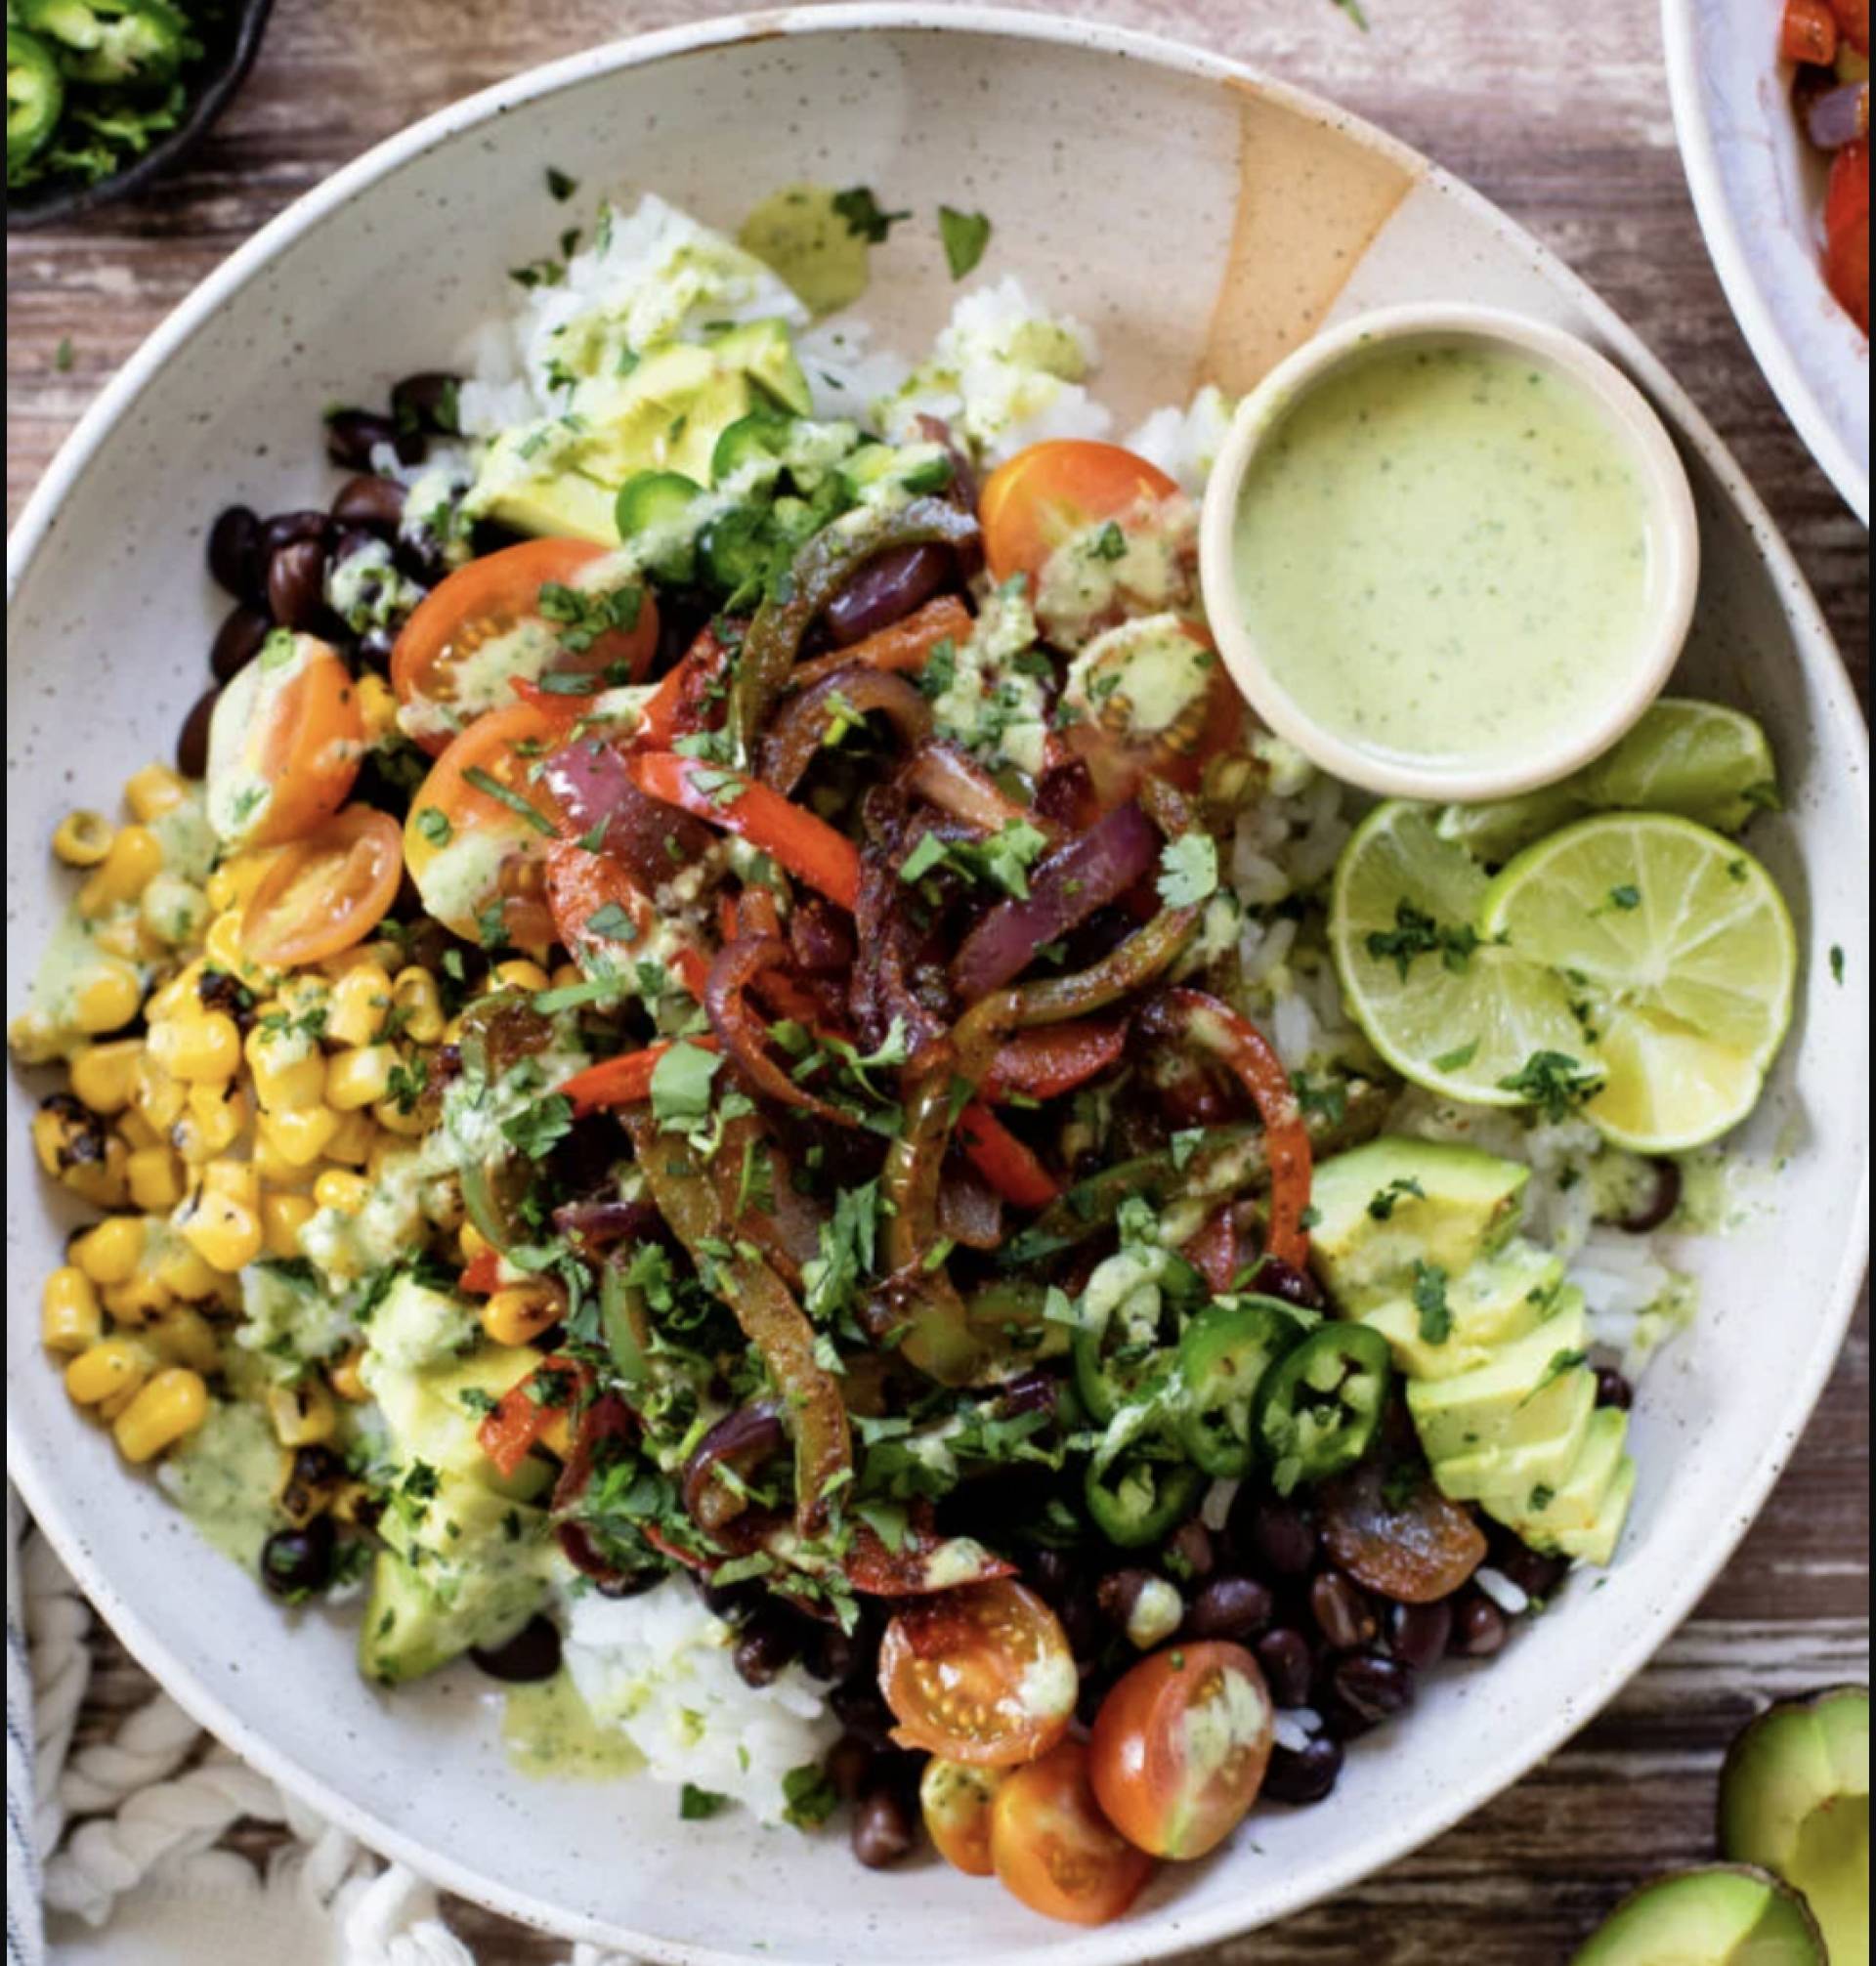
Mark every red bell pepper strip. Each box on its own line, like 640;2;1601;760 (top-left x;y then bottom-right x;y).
542;839;711;1003
458;1247;502;1295
982;1017;1129;1102
477;1355;589;1479
785;595;975;694
558;1037;720;1115
956;1102;1061;1210
1185;1205;1241;1296
629;751;862;911
632;623;736;752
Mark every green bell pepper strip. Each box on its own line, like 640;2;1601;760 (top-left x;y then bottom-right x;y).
1085;1437;1207;1548
1255;1322;1393;1496
1177;1296;1312;1478
7;28;64;176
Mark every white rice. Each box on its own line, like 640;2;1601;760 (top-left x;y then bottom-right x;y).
1271;1706;1324;1754
1472;1567;1532;1617
1126;383;1235;496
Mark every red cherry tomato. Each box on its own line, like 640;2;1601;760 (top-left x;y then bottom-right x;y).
241;805;403;966
1823;141;1869;336
990;1739;1157;1926
920;1758;1005;1877
1087;1642;1275;1860
1319;1454;1487;1605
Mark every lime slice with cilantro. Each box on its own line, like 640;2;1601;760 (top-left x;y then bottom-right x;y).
1435;698;1779;864
1477;812;1798;1153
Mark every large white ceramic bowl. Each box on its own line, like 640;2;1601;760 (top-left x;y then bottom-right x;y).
7;10;1869;1962
1663;0;1871;522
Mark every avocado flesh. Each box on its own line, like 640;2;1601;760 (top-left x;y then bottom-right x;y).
1407;1299;1591;1461
1359;1239;1566;1381
1721;1689;1870;1966
1435;1370;1596;1504
1517;1404;1629;1537
1548;1451;1636;1567
1571;1865;1826;1965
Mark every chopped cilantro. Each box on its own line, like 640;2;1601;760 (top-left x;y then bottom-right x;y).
1366;1175;1425;1221
1156;833;1219;910
501;1093;574;1161
831;186;910;243
1412;1261;1452;1345
649;1041;722;1133
414;805;452;846
680;1783;730;1820
781;1762;838;1829
1364;899;1482;979
1829;944;1845;985
584;902;639;942
545;165;579;202
1498;1049;1602;1122
1431;1039;1480;1072
462;766;559;837
1606;884;1642;912
1087;521;1129;562
938;206;993;279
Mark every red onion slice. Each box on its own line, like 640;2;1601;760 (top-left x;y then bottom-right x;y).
1808;79;1870;150
543;736;712;891
757;664;933;794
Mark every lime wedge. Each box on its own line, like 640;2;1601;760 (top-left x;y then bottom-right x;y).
1435;699;1779;863
1328;801;1589;1108
1478;813;1797;1153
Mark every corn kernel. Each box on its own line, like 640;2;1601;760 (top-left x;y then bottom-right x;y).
261;1191;316;1260
328;1346;370;1403
257;1103;342;1169
204;909;256;976
126;1145;187;1212
548;962;583;991
203;848;278;915
174;1083;248;1165
68;1038;143;1115
323;1109;376;1166
101;1272;171;1323
124;764;188;823
73;1215;149;1286
176;1188;264;1273
330;1477;375;1522
53;809;115;868
131;1049;188;1133
357;672;399;744
481;1282;565;1347
42;1268;104;1354
200;1157;260;1210
144;959;206;1024
112;1368;209;1464
389;967;446;1044
245;1019;326;1111
277;973;332;1023
117;1109;162;1152
149;1009;241;1083
150;1234;220;1303
147;1306;222;1375
250;1133;307;1185
140;874;210;950
72;961;144;1036
64;1338;154;1408
266;1379;336;1448
95;914;149;962
32;1101;128;1210
325;963;393;1045
325;1042;396;1111
373;1094;429;1139
312;1169;371;1215
8;1009;64;1065
492;959;551;994
78;825;163;916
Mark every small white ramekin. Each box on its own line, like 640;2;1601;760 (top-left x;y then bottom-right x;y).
1198;303;1701;802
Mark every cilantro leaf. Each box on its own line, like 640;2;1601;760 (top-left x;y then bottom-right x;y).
1412;1261;1452;1345
1498;1049;1603;1122
502;1093;575;1161
937;205;993;279
1156;833;1219;910
832;187;910;243
649;1041;722;1132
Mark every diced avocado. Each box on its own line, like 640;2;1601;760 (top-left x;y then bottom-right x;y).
1548;1451;1636;1568
1359;1237;1565;1380
1720;1688;1869;1966
1514;1405;1630;1539
475;449;619;545
708;318;814;415
363;1341;551;1496
575;341;752;487
1309;1136;1529;1311
1406;1295;1589;1462
364;1274;480;1372
1570;1865;1825;1965
1436;1369;1597;1505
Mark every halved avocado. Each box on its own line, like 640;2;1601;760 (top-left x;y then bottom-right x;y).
1720;1688;1870;1966
1359;1237;1566;1380
1405;1296;1590;1462
1572;1864;1826;1965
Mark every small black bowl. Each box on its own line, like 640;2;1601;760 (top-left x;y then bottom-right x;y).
6;0;276;233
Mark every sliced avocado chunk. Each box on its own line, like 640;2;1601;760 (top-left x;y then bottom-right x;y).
575;341;753;487
1570;1864;1825;1965
476;449;620;545
708;318;814;415
1406;1295;1589;1462
362;1341;552;1497
1309;1136;1529;1312
1548;1450;1636;1567
1514;1404;1630;1539
1721;1688;1869;1966
1436;1368;1597;1505
1359;1237;1566;1380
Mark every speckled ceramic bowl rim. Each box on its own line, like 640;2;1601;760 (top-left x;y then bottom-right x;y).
6;9;1868;1963
1198;302;1702;801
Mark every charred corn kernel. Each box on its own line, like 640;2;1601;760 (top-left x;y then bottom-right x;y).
201;1158;260;1210
323;1109;375;1166
356;672;399;744
8;1010;64;1065
54;809;115;868
266;1379;336;1448
261;1191;316;1259
536;1406;575;1459
126;1145;187;1212
244;1021;326;1110
325;1043;395;1110
390;967;446;1043
72;962;144;1036
33;1096;107;1176
64;1138;130;1211
328;1346;370;1403
101;1272;171;1323
326;963;393;1046
312;1168;371;1215
150;1235;219;1303
481;1283;565;1347
140;874;210;950
124;764;188;823
548;962;583;991
492;959;552;994
42;1268;104;1354
112;1367;209;1464
149;1009;241;1083
74;1216;148;1286
69;1038;143;1115
204;909;252;975
64;1338;153;1408
147;1306;222;1374
78;825;163;916
177;1188;264;1273
257;1103;342;1169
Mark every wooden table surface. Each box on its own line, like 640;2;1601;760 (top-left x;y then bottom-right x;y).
8;2;1868;1960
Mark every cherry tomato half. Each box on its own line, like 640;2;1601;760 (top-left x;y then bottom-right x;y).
877;1579;1076;1767
990;1739;1157;1926
205;632;364;847
404;702;570;951
980;441;1180;587
1087;1642;1274;1860
241;805;403;966
1823;141;1869;337
392;538;659;756
920;1758;1005;1877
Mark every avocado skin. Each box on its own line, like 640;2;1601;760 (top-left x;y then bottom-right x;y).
1571;1864;1826;1965
1720;1688;1870;1966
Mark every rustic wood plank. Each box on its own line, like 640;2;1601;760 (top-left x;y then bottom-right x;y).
11;2;1867;1960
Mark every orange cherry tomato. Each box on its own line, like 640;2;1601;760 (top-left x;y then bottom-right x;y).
1087;1642;1274;1861
240;806;404;966
391;539;659;756
1823;141;1869;337
1318;1454;1487;1604
877;1579;1076;1767
919;1759;1006;1877
205;632;365;847
990;1739;1157;1926
979;441;1181;587
403;702;570;951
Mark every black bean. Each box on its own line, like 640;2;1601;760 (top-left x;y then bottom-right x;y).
1261;1734;1343;1805
1247;1255;1326;1310
268;539;328;631
825;1732;875;1805
392;370;462;436
176;687;219;779
1095;1568;1156;1632
1167;1517;1215;1578
325;407;420;471
331;474;406;534
1595;1366;1635;1411
260;509;333;558
1237;1493;1319;1577
800;1621;860;1685
1056;1585;1101;1662
259;1517;334;1599
733;1614;798;1688
829;1680;896;1749
1255;1627;1316;1708
356;625;400;674
470;1613;563;1683
1617;1157;1682;1234
1310;1570;1378;1651
1187;1575;1274;1642
1025;1547;1080;1607
852;1783;917;1868
1387;1600;1453;1672
394;530;447;586
1490;1541;1570;1603
207;503;265;602
1449;1592;1510;1658
1332;1652;1415;1726
210;603;272;683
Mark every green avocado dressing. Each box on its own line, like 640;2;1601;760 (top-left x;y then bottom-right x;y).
1230;339;1653;777
155;1400;284;1568
738;184;872;317
502;1671;643;1779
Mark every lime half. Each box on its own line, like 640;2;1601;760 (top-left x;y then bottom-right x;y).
1329;802;1589;1108
1479;813;1797;1152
